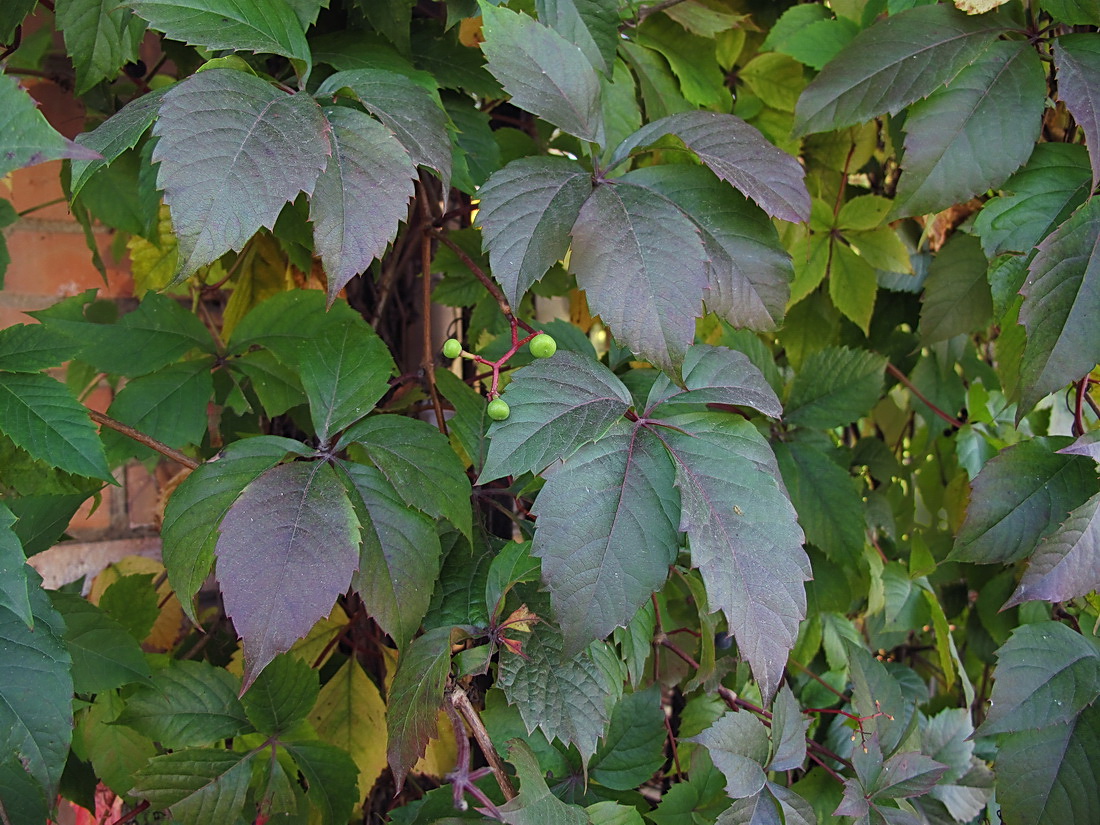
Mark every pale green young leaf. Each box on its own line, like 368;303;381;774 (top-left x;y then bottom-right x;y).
828;241;877;333
633;13;730;110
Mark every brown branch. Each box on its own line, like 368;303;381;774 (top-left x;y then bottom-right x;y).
886;361;966;429
88;409;199;469
451;684;518;801
418;189;449;437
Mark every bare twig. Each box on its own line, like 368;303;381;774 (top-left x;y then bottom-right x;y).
88;409;199;469
450;684;518;801
886;361;966;429
418;201;448;436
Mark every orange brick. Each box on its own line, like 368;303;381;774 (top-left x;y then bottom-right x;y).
4;225;133;299
0;305;38;328
83;383;114;414
8;160;73;222
24;79;87;140
126;462;160;529
69;487;112;533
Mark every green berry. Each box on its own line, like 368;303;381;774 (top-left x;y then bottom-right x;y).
529;333;557;359
487;398;510;421
442;338;463;359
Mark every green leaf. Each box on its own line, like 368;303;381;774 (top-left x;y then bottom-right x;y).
56;0;145;93
661;413;808;701
973;143;1093;258
977;621;1100;736
434;368;491;474
0;372;111;480
775;437;864;566
0;504;32;628
590;686;667;790
537;0;619;74
241;653;318;735
0;582;72;799
73;690;156;796
846;642;914;757
497;627;623;763
283;740;360;825
475;156;592;307
216;460;360;688
124;0;310;71
161;436;307;621
70;87;170;198
0;71;99;179
479;2;605;144
484;540;539;619
611;111;810;223
98;573;159;641
298;318;396;445
622;165;794;332
31;290;213;377
740;52;806;113
769;686;808;771
996;702;1100;825
500;739;589;825
315;68;452;184
0;0;36;42
1007;492;1100;608
1018;198;1100;415
152;69;329;280
587;801;644;825
792;4;1008;137
50;593;151;693
228;288;362;360
892;40;1045;218
531;420;680;651
777;17;859;72
310;105;415;301
619;40;693;122
387;625;452;790
116;660;249;747
828;240;878;334
693;711;770;799
918;233;991;344
230;349;307;417
339;460;442;649
784;346;886;429
130;748;254;825
1056;34;1100;190
0;753;48;825
633;13;729;109
571;179;708;375
480;351;632;482
645;344;781;417
951;438;1099;565
340;414;473;538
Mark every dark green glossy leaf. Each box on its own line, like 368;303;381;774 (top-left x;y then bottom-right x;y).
161;436;308;622
792;4;1008;136
241;653;319;736
50;593;151;693
1056;34;1100;190
387;625;452;790
284;739;360;825
950;439;1099;565
0;0;36;42
784;346;886;429
130;748;254;825
0;753;48;825
918;233;991;344
229;349;306;417
216;460;360;688
0;372;111;480
590;686;666;790
500;739;589;825
571;179;708;375
116;660;249;747
1007;492;1100;608
1018;198;1100;415
152;69;329;280
892;41;1045;218
0;71;99;179
56;0;145;93
475;156;592;307
228;288;362;360
340;460;442;649
531;420;679;651
480;3;604;144
71;87;169;197
484;540;540;619
0;503;31;628
480;351;632;482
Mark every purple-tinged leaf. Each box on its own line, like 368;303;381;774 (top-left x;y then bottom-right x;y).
950;439;1099;565
497;629;624;764
847;643;914;757
387;625;452;791
892;41;1045;218
1007;493;1100;609
70;87;169;197
1056;34;1100;190
216;460;360;689
0;72;100;179
479;350;633;483
310;106;415;302
475;157;593;308
339;415;472;539
315;69;452;186
570;180;708;376
123;0;310;72
152;69;330;281
644;344;782;418
769;686;808;772
162;436;309;623
339;461;442;650
692;711;770;799
659;413;808;702
531;420;680;652
610;112;810;223
874;751;949;800
834;778;871;819
622;165;793;331
1060;431;1100;461
298;318;395;446
977;621;1100;737
1018;198;1100;416
479;2;605;145
130;748;254;823
792;3;1009;137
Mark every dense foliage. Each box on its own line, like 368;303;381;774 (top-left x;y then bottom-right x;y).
1;0;1098;823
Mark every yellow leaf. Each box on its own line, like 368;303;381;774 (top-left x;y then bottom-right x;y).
310;658;388;800
289;603;350;670
221;234;294;340
380;646;458;779
954;0;1010;13
88;555;184;652
127;205;177;295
